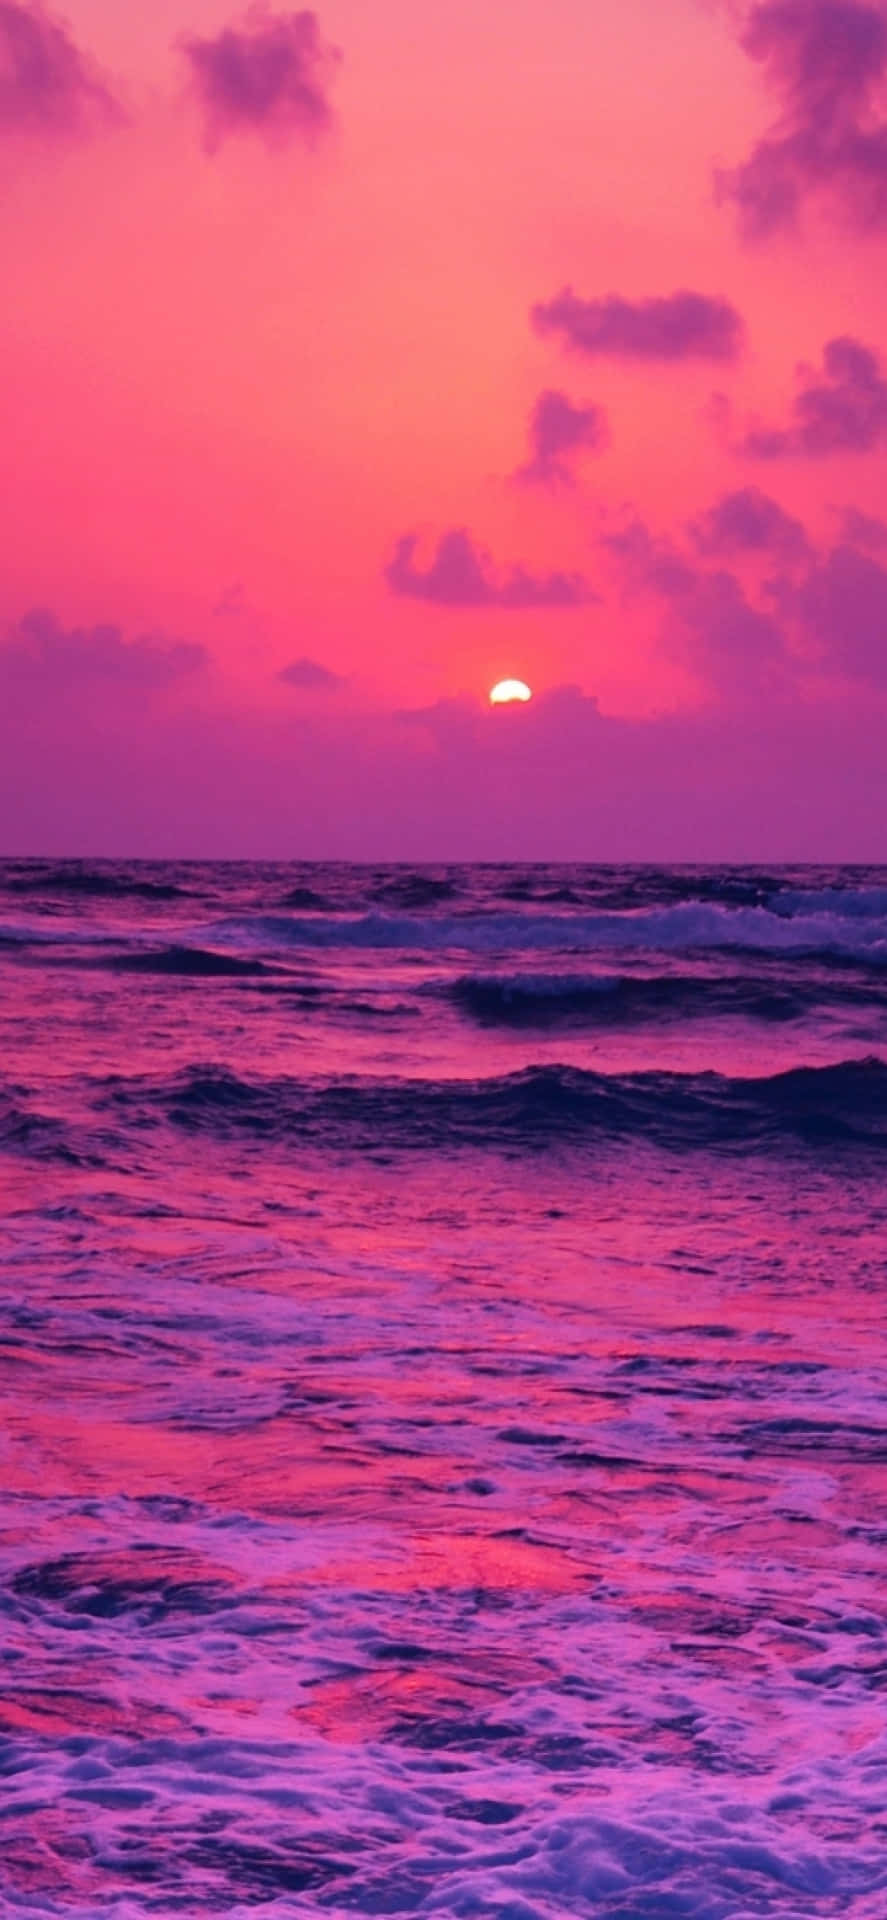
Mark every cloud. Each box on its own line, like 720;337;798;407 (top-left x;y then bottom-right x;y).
604;495;887;693
180;6;339;151
690;486;810;558
394;684;603;751
213;582;247;617
742;336;887;455
278;654;343;687
601;520;698;599
602;516;788;693
1;608;207;688
837;503;887;548
513;389;608;486
787;542;887;680
0;1;119;136
385;529;595;608
675;567;789;690
718;0;887;234
531;288;744;361
5;658;886;861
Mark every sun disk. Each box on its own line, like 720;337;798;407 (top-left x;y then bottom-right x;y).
489;679;532;704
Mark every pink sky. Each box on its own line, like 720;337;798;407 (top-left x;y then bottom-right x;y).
2;0;887;855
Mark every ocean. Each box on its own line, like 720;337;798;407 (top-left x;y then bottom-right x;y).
1;859;886;1918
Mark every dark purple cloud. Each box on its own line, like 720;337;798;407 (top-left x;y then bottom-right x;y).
788;542;887;680
677;568;788;690
278;654;343;687
181;6;339;151
719;0;887;234
743;336;887;456
1;609;207;688
531;288;743;361
513;389;608;485
605;496;887;692
395;685;603;749
0;2;119;136
602;517;788;692
385;529;594;609
742;1;887;122
690;486;810;558
5;678;885;861
837;503;887;547
601;520;698;599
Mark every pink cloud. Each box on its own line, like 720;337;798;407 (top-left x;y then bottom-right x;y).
837;504;887;548
278;655;343;688
674;567;789;693
385;529;595;608
604;523;787;694
601;521;698;600
531;288;743;361
180;6;339;151
603;486;887;695
0;1;119;136
719;0;887;234
690;486;810;558
742;336;887;455
788;542;887;681
513;389;609;486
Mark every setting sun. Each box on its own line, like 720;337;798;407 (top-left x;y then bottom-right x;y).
489;679;532;705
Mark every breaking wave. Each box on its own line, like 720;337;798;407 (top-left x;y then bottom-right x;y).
216;897;887;962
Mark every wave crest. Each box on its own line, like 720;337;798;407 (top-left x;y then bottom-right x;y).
216;898;887;962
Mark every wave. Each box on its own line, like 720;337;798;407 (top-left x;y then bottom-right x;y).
498;882;587;905
0;1087;79;1163
95;1057;887;1154
451;971;840;1026
773;884;887;921
493;868;786;911
0;919;117;949
215;899;887;962
276;885;335;911
271;875;464;916
367;873;462;909
107;945;275;978
482;865;887;914
1;863;187;902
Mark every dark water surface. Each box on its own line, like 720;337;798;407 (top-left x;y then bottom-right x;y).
2;862;886;1917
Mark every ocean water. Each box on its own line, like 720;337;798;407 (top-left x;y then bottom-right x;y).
2;859;886;1919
